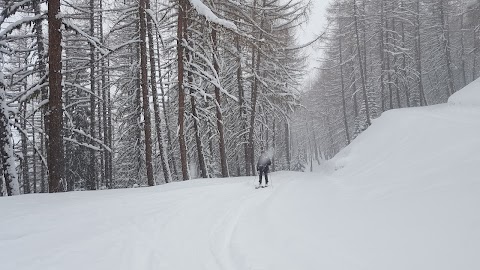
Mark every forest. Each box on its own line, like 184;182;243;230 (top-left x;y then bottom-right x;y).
1;0;479;195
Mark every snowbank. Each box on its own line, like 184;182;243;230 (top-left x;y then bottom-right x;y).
448;76;480;106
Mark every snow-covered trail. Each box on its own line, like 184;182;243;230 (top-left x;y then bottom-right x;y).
0;174;308;270
1;81;480;269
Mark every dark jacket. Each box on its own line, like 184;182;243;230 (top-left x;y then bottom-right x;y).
257;153;272;172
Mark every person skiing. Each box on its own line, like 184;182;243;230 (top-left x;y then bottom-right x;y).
257;148;272;187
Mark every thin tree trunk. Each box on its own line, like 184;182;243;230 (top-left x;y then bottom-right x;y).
21;103;30;193
353;0;371;126
415;0;426;106
285;119;290;170
32;106;37;193
212;28;229;177
190;93;207;178
1;79;20;196
139;0;155;186
235;34;249;176
99;0;111;188
248;48;259;175
386;18;393;110
399;3;410;108
86;0;97;190
460;13;467;86
272;117;276;171
349;45;359;118
146;0;172;183
439;0;454;96
379;0;386;111
472;28;477;81
34;0;47;192
156;36;179;181
338;26;350;144
177;0;189;180
248;0;266;175
48;0;65;192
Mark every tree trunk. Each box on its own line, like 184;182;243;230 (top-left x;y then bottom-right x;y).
146;0;172;183
399;3;410;108
235;34;249;176
212;28;229;177
20;103;30;193
34;0;47;192
156;36;179;181
48;0;65;192
87;0;97;190
460;13;467;87
32;106;37;193
379;0;386;111
177;0;189;180
338;26;350;144
190;93;208;178
1;78;20;196
139;0;155;186
272;118;276;171
99;0;111;188
414;0;426;106
439;0;454;96
353;0;371;126
285;119;290;170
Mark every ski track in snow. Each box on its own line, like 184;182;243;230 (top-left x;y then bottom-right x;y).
1;82;480;269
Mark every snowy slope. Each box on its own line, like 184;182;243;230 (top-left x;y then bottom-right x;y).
1;80;480;270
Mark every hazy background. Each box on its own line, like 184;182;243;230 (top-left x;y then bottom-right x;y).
298;0;330;86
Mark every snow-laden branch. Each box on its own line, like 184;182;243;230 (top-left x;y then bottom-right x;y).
0;0;38;25
62;18;109;55
13;81;48;104
188;0;237;31
70;128;112;153
0;14;45;42
64;137;103;152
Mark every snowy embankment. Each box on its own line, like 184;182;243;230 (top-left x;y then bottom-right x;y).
1;81;480;270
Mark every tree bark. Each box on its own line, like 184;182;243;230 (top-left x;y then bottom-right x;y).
212;28;229;177
379;0;386;111
146;0;172;183
338;24;350;144
439;0;454;96
21;103;30;193
156;36;179;181
139;0;155;186
235;35;249;176
285;119;290;170
353;0;371;126
34;0;47;192
177;0;189;180
48;0;65;192
414;0;426;106
87;0;97;190
1;79;20;196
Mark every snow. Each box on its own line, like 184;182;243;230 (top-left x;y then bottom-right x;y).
1;84;480;269
448;76;480;106
188;0;237;31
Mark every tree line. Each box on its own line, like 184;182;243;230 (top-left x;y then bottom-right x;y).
1;0;309;195
293;0;480;166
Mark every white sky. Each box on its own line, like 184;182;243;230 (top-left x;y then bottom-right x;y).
297;0;331;87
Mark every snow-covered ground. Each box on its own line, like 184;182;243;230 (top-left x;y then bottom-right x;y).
1;81;480;269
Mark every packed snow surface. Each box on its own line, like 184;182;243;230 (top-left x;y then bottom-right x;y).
1;82;480;269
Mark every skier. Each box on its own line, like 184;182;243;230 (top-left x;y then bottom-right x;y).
257;148;272;187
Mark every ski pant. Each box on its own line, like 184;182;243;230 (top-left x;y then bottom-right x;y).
258;168;269;185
